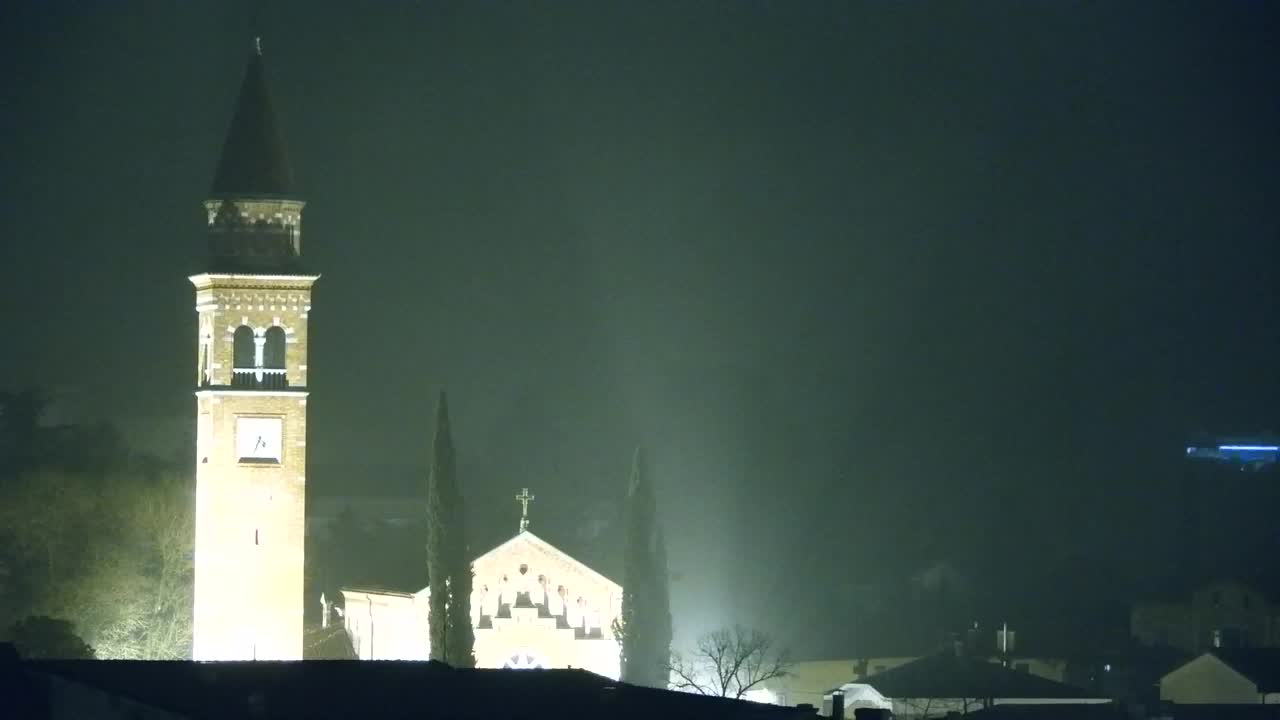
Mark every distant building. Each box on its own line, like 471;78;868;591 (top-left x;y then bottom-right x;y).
759;629;1070;709
1132;580;1280;654
837;651;1109;718
1159;648;1280;704
1175;436;1280;588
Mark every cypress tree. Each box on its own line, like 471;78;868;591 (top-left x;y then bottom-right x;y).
425;391;474;666
618;446;672;687
446;472;475;667
653;525;673;684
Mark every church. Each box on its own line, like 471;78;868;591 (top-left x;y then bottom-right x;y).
190;42;623;675
341;490;623;678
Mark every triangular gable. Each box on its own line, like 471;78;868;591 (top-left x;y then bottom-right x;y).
341;531;620;598
474;531;621;593
1160;651;1264;704
1162;653;1246;688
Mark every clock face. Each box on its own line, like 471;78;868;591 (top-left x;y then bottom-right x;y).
236;416;283;463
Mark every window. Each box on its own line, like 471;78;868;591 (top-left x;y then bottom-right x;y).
264;327;286;369
503;650;547;670
233;326;255;368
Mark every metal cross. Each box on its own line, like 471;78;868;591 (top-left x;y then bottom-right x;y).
516;487;535;533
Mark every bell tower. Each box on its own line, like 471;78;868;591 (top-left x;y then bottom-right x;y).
191;40;317;661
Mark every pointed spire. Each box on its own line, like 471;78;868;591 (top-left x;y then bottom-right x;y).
210;41;295;197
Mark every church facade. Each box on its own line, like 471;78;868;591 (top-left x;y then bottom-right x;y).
343;515;623;678
191;41;316;661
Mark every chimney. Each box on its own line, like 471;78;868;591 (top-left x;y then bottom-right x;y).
830;690;845;720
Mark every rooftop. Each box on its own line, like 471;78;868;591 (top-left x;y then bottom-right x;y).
858;651;1101;701
10;652;817;720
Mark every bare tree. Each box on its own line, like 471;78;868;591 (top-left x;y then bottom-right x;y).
0;469;193;659
668;625;792;700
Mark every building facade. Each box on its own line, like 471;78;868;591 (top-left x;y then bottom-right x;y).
342;529;622;678
191;42;317;660
1132;581;1280;655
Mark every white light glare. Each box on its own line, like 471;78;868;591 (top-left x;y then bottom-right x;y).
744;688;778;705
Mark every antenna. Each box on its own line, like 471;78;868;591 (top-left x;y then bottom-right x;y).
250;0;266;55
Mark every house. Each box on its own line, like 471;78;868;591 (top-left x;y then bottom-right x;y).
1159;648;1280;704
759;652;1069;709
851;651;1110;718
1132;581;1280;655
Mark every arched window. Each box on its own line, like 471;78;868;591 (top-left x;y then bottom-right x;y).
233;326;255;368
264;327;286;369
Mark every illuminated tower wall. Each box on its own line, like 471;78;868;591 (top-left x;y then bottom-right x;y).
191;42;317;661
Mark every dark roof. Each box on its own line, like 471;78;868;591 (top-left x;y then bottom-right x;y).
859;652;1098;700
1212;648;1280;693
1158;706;1280;720
18;657;816;720
964;704;1127;720
967;704;1280;720
210;42;296;197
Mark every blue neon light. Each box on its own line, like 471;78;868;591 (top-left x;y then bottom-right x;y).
1218;445;1280;452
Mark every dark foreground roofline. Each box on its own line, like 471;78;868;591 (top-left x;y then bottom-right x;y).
4;647;818;720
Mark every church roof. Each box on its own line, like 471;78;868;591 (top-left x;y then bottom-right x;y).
340;531;620;599
210;40;296;198
476;530;622;590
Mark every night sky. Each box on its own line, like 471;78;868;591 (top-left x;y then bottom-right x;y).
2;2;1278;657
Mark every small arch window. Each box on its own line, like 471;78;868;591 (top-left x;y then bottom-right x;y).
264;327;286;369
233;326;255;368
